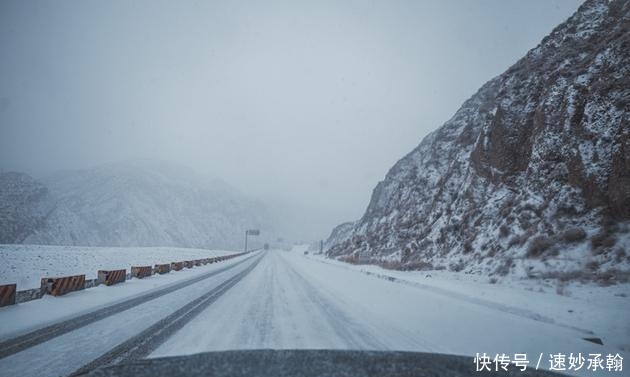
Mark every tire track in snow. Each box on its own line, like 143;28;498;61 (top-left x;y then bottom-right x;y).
281;253;438;352
70;253;264;376
277;254;388;350
0;253;258;359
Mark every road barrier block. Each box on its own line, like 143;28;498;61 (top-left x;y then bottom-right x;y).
131;266;152;279
184;260;194;268
41;275;85;296
171;262;184;271
97;269;127;286
0;284;16;307
155;264;171;274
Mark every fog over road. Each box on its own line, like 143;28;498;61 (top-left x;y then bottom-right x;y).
0;250;624;377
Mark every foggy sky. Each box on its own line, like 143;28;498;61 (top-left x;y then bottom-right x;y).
0;0;582;241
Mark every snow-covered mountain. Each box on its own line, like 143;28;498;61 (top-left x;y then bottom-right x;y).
0;172;55;243
1;161;276;250
326;0;630;281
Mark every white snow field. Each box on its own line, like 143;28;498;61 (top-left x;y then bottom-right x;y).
0;248;627;377
0;244;233;289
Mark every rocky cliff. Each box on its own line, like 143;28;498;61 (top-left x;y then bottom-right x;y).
326;0;630;282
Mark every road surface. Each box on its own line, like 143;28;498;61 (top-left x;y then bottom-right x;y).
0;250;625;377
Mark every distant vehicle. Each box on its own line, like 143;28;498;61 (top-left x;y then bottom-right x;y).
263;243;269;250
303;251;309;255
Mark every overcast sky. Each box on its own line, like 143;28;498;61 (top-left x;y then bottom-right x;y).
0;0;582;241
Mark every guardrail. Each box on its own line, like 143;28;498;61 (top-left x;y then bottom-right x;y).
0;250;255;307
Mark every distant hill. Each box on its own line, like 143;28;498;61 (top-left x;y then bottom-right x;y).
0;160;277;250
0;172;55;243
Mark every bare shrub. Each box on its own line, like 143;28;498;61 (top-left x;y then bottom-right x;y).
521;203;538;215
591;231;616;250
378;260;403;270
494;258;513;276
338;254;359;264
585;260;599;271
463;238;474;253
527;236;553;257
499;199;514;217
539;268;630;286
519;215;532;230
499;224;510;238
615;247;626;263
597;270;618;286
449;260;465;272
562;227;587;243
402;261;433;271
508;232;530;248
556;281;568;296
541;270;587;283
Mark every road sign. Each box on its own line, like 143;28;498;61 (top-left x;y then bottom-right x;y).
245;229;260;252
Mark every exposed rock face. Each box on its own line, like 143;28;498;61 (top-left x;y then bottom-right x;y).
323;222;354;250
327;0;630;279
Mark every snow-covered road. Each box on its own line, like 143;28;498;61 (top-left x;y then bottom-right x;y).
0;253;262;377
0;250;626;377
154;251;629;377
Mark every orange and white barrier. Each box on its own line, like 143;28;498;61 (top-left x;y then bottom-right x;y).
97;269;127;286
41;275;86;296
0;284;16;307
131;266;152;279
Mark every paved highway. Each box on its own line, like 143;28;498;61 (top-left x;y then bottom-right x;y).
0;250;625;377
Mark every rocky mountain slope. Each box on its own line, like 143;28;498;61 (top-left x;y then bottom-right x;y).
326;0;630;282
0;172;55;243
0;161;276;250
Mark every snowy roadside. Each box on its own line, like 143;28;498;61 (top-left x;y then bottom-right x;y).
0;250;254;341
297;248;630;353
0;244;235;290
